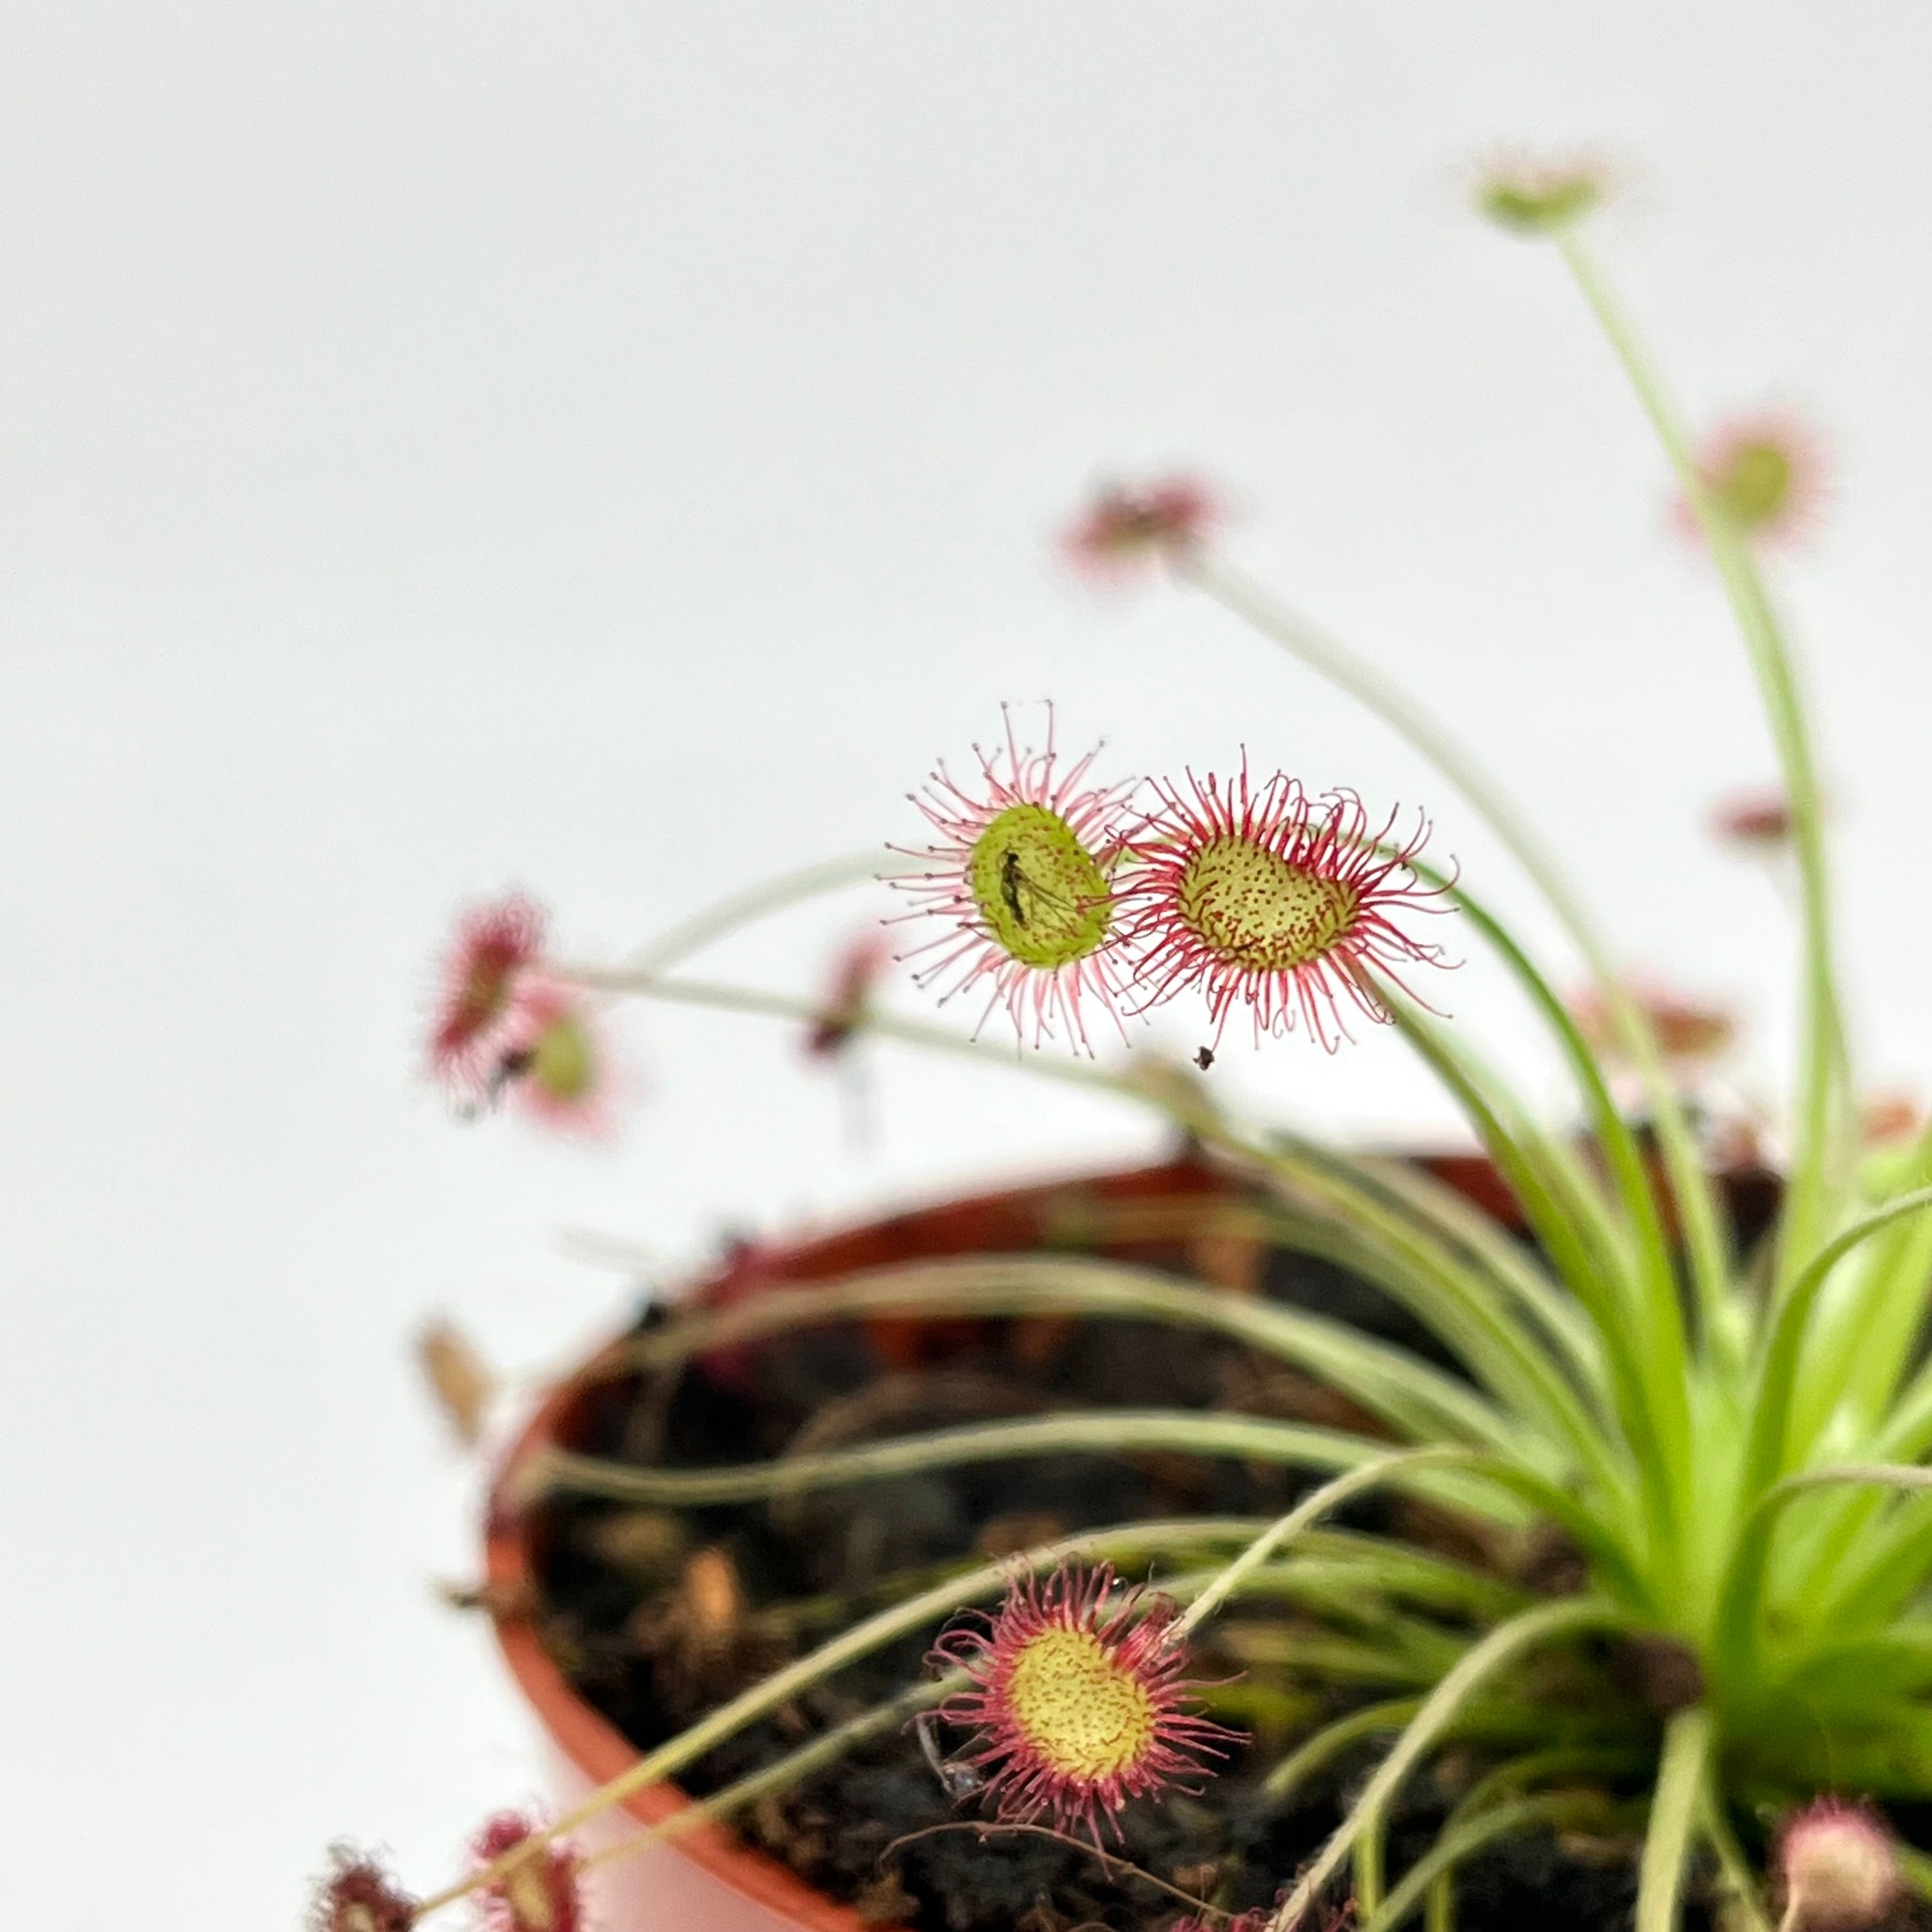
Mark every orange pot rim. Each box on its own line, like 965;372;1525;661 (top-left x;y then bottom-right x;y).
487;1370;866;1932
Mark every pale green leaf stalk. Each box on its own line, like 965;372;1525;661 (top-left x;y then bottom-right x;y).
530;1409;1526;1528
1361;1793;1611;1932
1175;544;1733;1346
1636;1709;1713;1932
1701;1775;1776;1932
1268;1600;1628;1932
1552;231;1850;1288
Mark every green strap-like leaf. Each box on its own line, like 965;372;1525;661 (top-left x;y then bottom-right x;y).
1268;1598;1630;1932
1360;1791;1610;1932
1635;1706;1712;1932
616;1252;1519;1450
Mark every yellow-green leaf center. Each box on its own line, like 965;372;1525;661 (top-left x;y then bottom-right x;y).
530;1015;595;1101
967;803;1112;970
1004;1627;1158;1781
1478;173;1599;233
1715;440;1793;526
1177;835;1358;972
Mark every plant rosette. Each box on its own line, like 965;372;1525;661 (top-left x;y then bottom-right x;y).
346;164;1932;1932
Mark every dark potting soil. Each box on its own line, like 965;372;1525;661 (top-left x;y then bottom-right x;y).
524;1160;1733;1932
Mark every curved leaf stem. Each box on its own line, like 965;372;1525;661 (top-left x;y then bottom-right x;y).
579;1673;956;1875
1374;985;1674;1557
1554;229;1846;1289
1176;544;1731;1337
1261;1696;1426;1804
562;848;917;984
1169;1448;1475;1643
601;971;1607;1469
1267;1598;1630;1932
1699;1771;1774;1932
604;1254;1517;1452
1715;1462;1932;1670
1739;1186;1932;1507
527;1409;1509;1519
1636;1707;1713;1932
1418;866;1686;1428
1715;1191;1932;1672
1359;1792;1608;1932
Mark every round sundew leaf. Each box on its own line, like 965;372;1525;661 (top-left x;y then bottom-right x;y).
1176;835;1360;974
458;959;514;1029
966;802;1114;970
927;1561;1243;1838
1478;171;1600;233
1716;440;1795;526
530;1015;596;1101
430;893;547;1084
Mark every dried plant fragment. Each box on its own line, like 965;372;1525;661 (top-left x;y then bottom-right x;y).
417;1316;496;1448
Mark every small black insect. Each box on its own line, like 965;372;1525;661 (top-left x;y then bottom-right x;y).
915;1710;985;1800
456;1046;537;1122
999;848;1029;927
1193;1046;1215;1071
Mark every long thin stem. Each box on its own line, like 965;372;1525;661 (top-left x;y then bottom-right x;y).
1448;1743;1648;1826
1801;1128;1932;1440
1408;1740;1650;1925
1422;868;1683;1415
1739;1186;1932;1508
1262;1698;1425;1804
1700;1772;1775;1932
1375;985;1675;1556
1377;983;1633;1340
1714;1462;1932;1669
1789;1471;1932;1636
587;941;1596;1423
1177;546;1733;1331
1267;1598;1627;1932
1169;1448;1469;1643
581;848;917;980
606;1254;1517;1450
1554;229;1846;1286
572;970;1135;1098
586;1554;1369;1883
1358;1792;1609;1932
533;1387;1634;1593
580;1674;956;1874
574;970;1656;1596
1636;1707;1713;1932
1252;1137;1616;1480
528;1409;1508;1519
1253;1531;1528;1620
1285;1138;1598;1387
1177;549;1580;939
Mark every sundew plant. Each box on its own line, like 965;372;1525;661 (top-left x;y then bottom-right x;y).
322;167;1932;1932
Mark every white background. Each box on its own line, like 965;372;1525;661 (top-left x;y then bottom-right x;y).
6;6;1932;1926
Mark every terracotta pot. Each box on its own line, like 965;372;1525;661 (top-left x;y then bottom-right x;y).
489;1365;859;1932
482;1145;1680;1931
